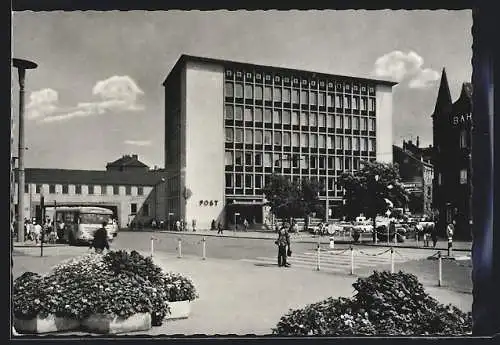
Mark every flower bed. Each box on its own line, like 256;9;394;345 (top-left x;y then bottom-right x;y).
13;251;198;334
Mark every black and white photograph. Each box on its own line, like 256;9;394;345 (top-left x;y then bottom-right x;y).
10;8;487;337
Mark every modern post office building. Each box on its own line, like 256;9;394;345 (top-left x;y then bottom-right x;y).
162;55;397;230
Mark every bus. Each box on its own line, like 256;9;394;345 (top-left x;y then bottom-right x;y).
46;206;118;245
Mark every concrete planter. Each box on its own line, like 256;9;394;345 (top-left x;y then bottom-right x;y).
165;300;191;320
82;313;152;334
13;314;80;334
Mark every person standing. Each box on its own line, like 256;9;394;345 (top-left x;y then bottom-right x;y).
243;218;249;232
175;220;181;232
33;220;42;245
446;220;455;256
217;222;224;235
275;224;291;267
90;221;110;254
192;219;197;232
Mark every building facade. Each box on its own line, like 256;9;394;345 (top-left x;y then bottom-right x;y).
432;68;472;239
14;155;167;229
393;144;434;215
163;55;397;230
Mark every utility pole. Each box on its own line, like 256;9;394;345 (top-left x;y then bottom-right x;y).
12;58;38;243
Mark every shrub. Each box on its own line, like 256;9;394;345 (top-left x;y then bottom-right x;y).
273;271;472;336
13;272;47;320
161;272;198;302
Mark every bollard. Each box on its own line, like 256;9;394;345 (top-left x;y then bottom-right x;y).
150;236;155;258
177;237;182;258
316;244;321;271
390;247;394;273
394;232;398;244
202;237;206;260
329;237;335;249
350;246;354;275
447;238;453;257
438;251;442;287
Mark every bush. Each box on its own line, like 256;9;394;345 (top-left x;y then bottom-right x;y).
13;272;47;320
273;271;472;336
161;272;198;302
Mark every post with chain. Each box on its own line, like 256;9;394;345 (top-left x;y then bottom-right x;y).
350;245;354;275
177;237;182;258
316;243;321;271
438;251;442;287
390;247;395;273
202;236;206;260
150;236;155;258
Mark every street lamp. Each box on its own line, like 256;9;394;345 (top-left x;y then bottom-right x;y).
373;175;380;244
12;58;38;243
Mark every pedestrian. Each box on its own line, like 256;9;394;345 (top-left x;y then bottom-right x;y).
211;219;216;231
90;221;110;254
243;218;249;231
192;219;197;232
217;222;224;235
32;220;42;245
175;220;181;231
446;220;455;255
275;224;291;267
151;219;157;229
431;222;438;248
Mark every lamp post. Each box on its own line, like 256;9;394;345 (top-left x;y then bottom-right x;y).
12;58;38;243
373;174;379;244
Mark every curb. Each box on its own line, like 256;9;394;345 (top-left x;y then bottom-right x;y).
158;231;279;241
13;244;66;248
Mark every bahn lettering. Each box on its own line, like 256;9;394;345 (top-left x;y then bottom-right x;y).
452;113;472;125
199;200;218;207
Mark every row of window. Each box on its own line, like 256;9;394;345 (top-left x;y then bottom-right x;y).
225;130;376;150
225;84;376;110
224;69;376;95
437;169;470;186
225;152;370;170
24;184;145;196
224;107;376;129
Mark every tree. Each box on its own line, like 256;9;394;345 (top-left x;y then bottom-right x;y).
262;173;323;225
337;161;409;227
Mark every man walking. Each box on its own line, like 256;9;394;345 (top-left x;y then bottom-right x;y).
217;222;224;235
90;221;110;254
275;224;291;267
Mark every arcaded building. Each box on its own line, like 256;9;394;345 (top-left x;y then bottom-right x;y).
162;55;397;230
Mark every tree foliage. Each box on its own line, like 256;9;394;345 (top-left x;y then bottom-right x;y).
337;161;409;220
262;173;323;221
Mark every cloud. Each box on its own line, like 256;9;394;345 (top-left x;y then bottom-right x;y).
124;140;152;147
26;75;145;123
372;51;440;89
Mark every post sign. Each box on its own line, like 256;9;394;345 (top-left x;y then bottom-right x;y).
452;113;472;125
199;200;219;207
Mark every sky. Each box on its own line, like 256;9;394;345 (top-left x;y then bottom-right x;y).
11;10;472;170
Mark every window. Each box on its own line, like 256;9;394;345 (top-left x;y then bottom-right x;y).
353;97;360;110
283;89;291;103
255;108;263;122
318;113;326;127
35;184;41;193
292;111;299;125
344;96;351;109
336;115;343;129
244;108;253;122
255;130;263;144
336;95;342;108
274;132;282;145
62;185;68;194
235;83;243;98
235;151;243;165
264;86;272;101
353;117;360;130
310;113;317;127
301;133;309;147
101;185;107;195
327;94;333;107
369;139;376;152
113;185;119;195
125;186;131;195
292;133;299;146
264;109;272;123
131;203;137;214
138;186;143;195
336;136;343;149
344;116;351;129
300;90;308;104
245;175;253;188
245;84;253;98
292;90;299;104
235;106;243;120
264;153;272;167
335;157;343;170
369;98;376;111
353;158;360;170
225;128;233;142
310;92;317;105
235;128;243;143
361;118;368;131
255;153;262;166
283;154;291;168
142;204;149;217
310;134;318;148
353;137;360;150
283;110;291;125
75;185;82;195
460;169;468;184
225;151;233;165
255;86;263;100
292;155;300;168
264;130;272;144
310;156;317;169
327;135;334;149
283;132;291;146
328;177;334;190
235;174;242;188
344;137;352;150
274;153;281;168
226;173;233;188
319;92;326;106
273;88;282;102
88;185;94;195
49;184;56;194
369;118;375;131
255;175;263;188
327;114;334;128
225;105;234;120
225;83;234;97
245;129;253;144
319;134;326;148
361;138;368;151
245;152;253;165
345;157;352;170
300;112;309;126
327;157;334;169
273;110;281;124
300;156;309;169
24;184;29;193
460;130;467;148
319;156;326;169
361;98;367;111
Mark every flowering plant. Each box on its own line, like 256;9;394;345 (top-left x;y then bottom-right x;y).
161;272;198;302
